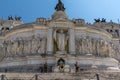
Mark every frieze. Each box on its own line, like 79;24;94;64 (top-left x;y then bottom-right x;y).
49;22;74;28
0;26;48;40
75;27;113;40
0;35;47;59
75;37;117;58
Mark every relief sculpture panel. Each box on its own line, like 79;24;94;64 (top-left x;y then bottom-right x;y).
0;34;47;58
75;36;118;57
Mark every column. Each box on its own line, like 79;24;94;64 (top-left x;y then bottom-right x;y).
69;28;76;54
47;28;54;54
119;29;120;37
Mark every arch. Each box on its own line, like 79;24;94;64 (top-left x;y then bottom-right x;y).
57;58;65;66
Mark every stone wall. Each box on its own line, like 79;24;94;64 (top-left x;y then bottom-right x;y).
0;71;120;80
75;28;119;58
0;34;47;58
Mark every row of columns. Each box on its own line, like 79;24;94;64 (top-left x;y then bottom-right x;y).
47;28;75;55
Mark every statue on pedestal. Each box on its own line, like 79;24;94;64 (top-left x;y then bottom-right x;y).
55;0;65;11
54;29;68;54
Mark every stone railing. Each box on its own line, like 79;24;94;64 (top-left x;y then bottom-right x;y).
0;71;120;80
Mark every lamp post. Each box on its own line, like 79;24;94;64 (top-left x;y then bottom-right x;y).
35;74;38;80
96;74;100;80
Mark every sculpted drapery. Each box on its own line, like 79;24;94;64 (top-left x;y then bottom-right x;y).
75;36;117;57
54;29;68;52
1;35;47;57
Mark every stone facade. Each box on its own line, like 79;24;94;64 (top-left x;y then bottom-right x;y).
0;0;120;79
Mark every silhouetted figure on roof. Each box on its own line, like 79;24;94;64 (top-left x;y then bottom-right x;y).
101;18;106;22
15;16;22;21
94;18;100;22
8;16;14;20
55;0;65;11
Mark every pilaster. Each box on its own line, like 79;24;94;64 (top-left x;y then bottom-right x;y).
69;28;76;54
47;28;54;54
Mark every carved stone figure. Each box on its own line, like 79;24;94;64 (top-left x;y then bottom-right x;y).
11;41;17;56
0;45;4;60
87;37;92;54
37;38;43;53
76;38;82;54
82;36;86;54
7;35;46;55
54;29;68;52
92;39;96;55
75;39;79;54
75;37;115;57
23;40;30;54
6;41;12;57
2;41;8;57
40;38;46;53
99;40;104;56
17;39;24;55
31;37;38;54
37;38;42;54
96;40;100;56
33;36;46;54
28;35;47;54
86;38;90;54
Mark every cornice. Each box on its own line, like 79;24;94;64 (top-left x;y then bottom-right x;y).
75;27;120;41
0;25;48;39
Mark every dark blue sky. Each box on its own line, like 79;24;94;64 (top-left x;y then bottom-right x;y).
0;0;120;23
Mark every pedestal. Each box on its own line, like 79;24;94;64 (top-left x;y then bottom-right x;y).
56;51;66;55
